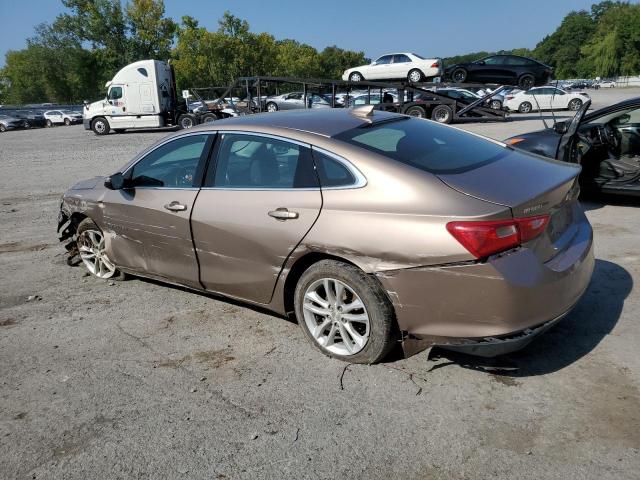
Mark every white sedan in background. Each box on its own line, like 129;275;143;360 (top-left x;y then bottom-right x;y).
342;53;442;83
504;87;589;113
43;110;83;127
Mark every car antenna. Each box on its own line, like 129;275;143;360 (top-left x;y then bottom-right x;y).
530;91;549;129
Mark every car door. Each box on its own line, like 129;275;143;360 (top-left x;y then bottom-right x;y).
367;55;393;80
106;85;134;128
281;92;304;110
391;54;412;78
470;56;505;83
528;88;552;110
191;132;322;304
550;88;568;109
101;133;215;288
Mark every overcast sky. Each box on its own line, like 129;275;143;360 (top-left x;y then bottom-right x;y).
0;0;603;67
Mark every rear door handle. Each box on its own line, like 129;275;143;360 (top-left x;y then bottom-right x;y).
268;208;299;220
164;201;187;212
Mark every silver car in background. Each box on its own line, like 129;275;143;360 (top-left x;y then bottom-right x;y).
265;92;332;112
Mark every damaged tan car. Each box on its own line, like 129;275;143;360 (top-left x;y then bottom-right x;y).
58;108;594;363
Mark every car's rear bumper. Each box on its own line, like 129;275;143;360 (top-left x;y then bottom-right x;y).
375;212;594;356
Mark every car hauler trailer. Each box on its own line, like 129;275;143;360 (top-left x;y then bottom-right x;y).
206;76;508;124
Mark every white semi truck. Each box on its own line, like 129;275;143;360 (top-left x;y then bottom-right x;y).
83;60;232;135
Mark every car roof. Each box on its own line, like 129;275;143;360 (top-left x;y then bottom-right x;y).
191;108;405;139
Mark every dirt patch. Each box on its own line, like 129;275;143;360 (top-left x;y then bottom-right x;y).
158;348;235;369
491;374;521;387
0;241;51;254
0;318;18;327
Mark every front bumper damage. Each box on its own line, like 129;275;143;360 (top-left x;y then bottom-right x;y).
57;208;81;265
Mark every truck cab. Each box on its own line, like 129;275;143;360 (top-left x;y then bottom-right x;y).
83;60;186;135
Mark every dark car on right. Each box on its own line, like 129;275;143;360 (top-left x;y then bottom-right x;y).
445;54;553;90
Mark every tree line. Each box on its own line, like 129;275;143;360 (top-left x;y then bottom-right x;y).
1;0;639;105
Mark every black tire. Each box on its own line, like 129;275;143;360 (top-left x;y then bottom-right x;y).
76;218;126;281
266;102;278;113
407;69;424;83
568;98;583;111
64;118;71;126
201;113;217;124
405;105;427;118
451;68;467;83
431;104;453;124
91;117;110;135
518;74;535;90
46;119;53;128
177;114;196;129
518;101;533;113
490;99;502;110
0;124;6;132
294;260;396;364
349;72;364;82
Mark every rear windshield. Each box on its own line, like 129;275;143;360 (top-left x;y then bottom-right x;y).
333;118;508;174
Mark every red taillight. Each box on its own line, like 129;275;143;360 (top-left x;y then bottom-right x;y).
446;215;550;259
430;62;439;68
506;95;514;100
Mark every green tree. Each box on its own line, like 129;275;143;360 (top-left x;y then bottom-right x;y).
127;0;177;61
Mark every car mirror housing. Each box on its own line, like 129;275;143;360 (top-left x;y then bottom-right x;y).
105;172;125;190
554;122;568;134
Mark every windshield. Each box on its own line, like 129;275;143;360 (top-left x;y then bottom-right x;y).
334;118;508;174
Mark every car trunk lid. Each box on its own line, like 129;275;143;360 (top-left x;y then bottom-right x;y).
437;147;581;261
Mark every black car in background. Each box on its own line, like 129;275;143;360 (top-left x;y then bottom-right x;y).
445;55;553;90
12;110;47;128
505;97;640;196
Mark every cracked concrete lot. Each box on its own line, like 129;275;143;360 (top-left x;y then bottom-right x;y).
1;88;639;479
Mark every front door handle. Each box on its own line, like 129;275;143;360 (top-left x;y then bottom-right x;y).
268;208;299;220
164;201;187;212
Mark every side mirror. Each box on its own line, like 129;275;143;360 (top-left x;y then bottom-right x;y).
554;122;568;134
105;172;126;190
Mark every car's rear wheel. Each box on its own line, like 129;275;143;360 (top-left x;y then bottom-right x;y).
266;102;278;112
407;69;423;83
518;101;533;113
431;104;453;124
64;118;71;126
76;219;125;280
405;105;427;118
451;68;467;83
568;98;583;111
294;260;396;364
91;117;110;135
46;119;53;128
349;72;364;82
518;74;535;90
490;99;502;110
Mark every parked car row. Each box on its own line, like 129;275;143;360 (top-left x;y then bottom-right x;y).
0;108;83;132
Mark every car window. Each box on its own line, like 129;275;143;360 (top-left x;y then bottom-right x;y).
108;86;123;100
212;134;317;189
287;92;302;100
584;106;640;126
504;56;525;66
375;55;392;65
131;135;209;188
481;56;504;65
334;118;508;174
393;54;411;63
312;150;357;187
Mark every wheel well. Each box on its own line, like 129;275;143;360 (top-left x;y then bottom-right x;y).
282;252;359;315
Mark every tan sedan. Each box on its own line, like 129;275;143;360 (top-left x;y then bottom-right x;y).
58;108;594;363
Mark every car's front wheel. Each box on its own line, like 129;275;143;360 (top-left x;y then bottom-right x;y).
266;102;278;112
0;124;6;132
568;98;583;111
451;68;467;83
46;119;53;128
64;118;71;126
76;218;125;280
294;260;396;364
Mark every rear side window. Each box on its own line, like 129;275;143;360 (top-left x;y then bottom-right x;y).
312;150;356;187
334;118;508;174
211;134;318;189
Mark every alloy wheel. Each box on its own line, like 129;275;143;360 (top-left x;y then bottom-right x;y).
302;278;370;356
266;103;278;112
78;229;116;279
408;70;422;83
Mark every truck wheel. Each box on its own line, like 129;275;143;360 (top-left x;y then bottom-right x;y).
431;105;453;124
178;114;196;129
404;105;426;118
407;69;424;83
91;117;110;135
201;113;217;124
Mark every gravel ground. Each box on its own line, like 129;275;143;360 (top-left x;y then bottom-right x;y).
1;88;639;480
